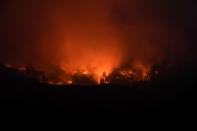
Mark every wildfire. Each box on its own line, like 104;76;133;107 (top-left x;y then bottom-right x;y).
60;42;122;84
1;62;154;86
59;60;151;85
132;61;151;80
0;0;185;86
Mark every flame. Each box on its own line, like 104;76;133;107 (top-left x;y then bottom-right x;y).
59;30;123;84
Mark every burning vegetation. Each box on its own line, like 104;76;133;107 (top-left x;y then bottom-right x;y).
0;63;158;85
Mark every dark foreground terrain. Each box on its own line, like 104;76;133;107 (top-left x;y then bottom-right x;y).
0;62;197;119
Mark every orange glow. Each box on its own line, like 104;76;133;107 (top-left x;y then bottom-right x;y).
67;80;73;85
60;52;121;83
132;61;151;80
59;23;123;84
48;81;65;86
0;1;183;85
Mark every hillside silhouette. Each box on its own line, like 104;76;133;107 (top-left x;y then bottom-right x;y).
0;61;196;118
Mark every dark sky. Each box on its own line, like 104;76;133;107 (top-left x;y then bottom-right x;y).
0;0;196;72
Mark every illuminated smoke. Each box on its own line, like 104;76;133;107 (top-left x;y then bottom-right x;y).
0;0;189;84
